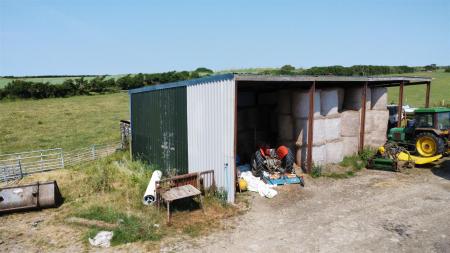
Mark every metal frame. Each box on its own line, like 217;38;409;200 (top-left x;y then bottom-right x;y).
306;81;315;173
359;82;368;152
397;81;405;127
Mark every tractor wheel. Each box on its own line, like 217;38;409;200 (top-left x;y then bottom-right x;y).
415;132;445;157
251;150;265;177
283;148;295;173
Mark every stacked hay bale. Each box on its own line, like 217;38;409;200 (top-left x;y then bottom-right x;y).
237;92;258;163
365;87;389;147
274;85;388;168
277;90;296;151
321;89;344;163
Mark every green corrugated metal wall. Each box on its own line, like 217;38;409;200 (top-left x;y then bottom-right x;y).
130;87;188;174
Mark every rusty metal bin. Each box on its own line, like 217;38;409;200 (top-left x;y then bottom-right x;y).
0;180;63;214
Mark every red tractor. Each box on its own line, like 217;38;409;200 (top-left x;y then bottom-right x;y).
251;145;295;177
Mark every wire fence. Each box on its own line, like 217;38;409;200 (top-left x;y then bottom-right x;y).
0;143;120;182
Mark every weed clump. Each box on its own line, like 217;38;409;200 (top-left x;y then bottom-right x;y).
311;163;322;178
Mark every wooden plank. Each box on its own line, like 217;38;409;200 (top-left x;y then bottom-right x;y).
162;184;201;202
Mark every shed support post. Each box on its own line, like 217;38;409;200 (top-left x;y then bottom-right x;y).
425;82;430;108
359;82;368;153
307;81;315;173
397;81;404;127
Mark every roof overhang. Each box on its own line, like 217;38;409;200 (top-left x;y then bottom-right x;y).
128;73;432;94
235;74;431;88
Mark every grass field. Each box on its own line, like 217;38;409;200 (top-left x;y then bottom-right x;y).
0;92;129;153
0;70;448;154
0;75;125;88
387;70;450;107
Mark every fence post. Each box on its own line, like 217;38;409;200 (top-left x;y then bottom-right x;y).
40;152;44;171
91;145;96;160
60;149;65;169
18;155;23;178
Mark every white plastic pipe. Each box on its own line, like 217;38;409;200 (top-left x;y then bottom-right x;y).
142;170;162;205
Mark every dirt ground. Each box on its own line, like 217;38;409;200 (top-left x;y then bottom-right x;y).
162;159;450;253
1;159;449;253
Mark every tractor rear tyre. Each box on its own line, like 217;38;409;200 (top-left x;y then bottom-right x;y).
251;150;265;177
415;132;445;157
283;148;295;173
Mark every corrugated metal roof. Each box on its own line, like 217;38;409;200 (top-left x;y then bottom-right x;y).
235;75;431;83
128;74;234;94
128;74;431;95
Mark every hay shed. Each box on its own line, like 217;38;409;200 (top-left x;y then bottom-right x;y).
129;74;431;203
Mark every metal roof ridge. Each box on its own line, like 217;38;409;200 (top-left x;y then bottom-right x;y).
128;73;235;94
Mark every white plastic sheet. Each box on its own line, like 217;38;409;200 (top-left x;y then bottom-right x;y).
240;171;277;198
89;231;113;248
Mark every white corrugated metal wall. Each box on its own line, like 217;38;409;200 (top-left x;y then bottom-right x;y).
186;78;236;203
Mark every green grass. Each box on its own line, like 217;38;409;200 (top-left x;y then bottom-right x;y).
0;75;125;88
78;205;163;245
387;70;450;107
0;92;129;153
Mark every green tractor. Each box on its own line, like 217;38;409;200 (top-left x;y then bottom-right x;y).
388;107;450;157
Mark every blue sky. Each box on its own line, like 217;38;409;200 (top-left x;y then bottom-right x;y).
0;0;449;75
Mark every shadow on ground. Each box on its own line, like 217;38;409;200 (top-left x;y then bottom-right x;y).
431;158;450;180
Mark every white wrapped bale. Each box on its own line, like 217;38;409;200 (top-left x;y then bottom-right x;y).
324;116;342;142
312;145;327;166
343;87;371;111
247;107;258;129
365;109;389;134
258;92;278;105
292;90;321;118
237;108;258;131
294;118;325;147
237;110;246;131
366;132;387;148
237;130;255;162
278;90;292;114
278;115;294;141
238;92;256;107
320;88;344;116
371;87;388;110
326;140;344;164
342;136;359;157
341;110;360;137
294;119;308;147
296;147;306;168
295;145;327;167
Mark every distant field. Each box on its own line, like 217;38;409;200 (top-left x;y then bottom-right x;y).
1;69;448;154
0;74;125;88
0;93;129;153
387;70;450;107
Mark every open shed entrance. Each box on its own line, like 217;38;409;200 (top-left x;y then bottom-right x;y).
235;80;394;171
236;82;308;167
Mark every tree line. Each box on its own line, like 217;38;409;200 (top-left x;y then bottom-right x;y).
0;68;213;100
269;65;417;76
0;65;440;100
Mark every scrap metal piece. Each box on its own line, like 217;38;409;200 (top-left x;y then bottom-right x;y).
0;180;62;214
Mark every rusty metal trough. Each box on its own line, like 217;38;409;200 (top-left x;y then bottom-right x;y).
0;180;62;214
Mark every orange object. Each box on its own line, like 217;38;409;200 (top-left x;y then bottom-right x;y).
276;146;289;159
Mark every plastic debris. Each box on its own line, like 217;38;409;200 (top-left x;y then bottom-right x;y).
143;170;162;205
88;231;114;248
240;171;277;198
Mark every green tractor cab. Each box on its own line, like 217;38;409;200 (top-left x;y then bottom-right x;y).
388;107;450;157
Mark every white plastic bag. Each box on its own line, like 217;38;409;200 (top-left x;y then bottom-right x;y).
240;171;277;198
89;231;114;248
